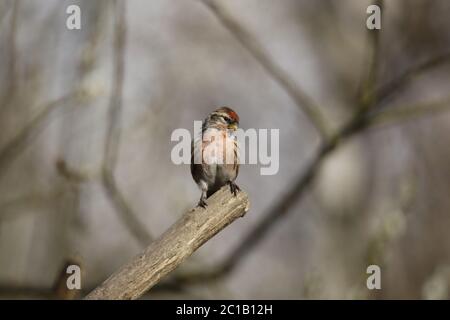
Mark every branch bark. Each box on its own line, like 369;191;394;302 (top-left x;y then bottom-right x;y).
84;186;250;300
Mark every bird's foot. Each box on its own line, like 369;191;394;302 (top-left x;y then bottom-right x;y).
198;198;208;208
228;181;241;196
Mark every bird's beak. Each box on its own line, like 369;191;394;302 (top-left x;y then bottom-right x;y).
228;123;238;131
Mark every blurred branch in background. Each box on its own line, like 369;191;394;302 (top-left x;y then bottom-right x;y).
0;190;63;223
0;93;78;181
359;0;383;109
200;0;330;139
2;0;20;105
376;50;450;108
56;158;93;184
101;0;153;247
370;95;450;128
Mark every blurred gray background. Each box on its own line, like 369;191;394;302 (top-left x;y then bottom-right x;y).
1;0;450;299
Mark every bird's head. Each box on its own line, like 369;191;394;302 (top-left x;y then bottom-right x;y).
204;106;240;131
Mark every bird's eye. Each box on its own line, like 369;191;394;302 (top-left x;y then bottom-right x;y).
224;117;232;124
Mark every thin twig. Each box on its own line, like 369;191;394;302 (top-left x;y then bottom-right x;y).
200;0;330;139
101;0;153;246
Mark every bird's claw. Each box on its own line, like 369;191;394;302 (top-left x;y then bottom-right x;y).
228;181;241;196
198;198;208;208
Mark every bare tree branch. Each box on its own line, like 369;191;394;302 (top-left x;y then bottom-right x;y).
101;0;153;246
200;0;330;139
84;186;249;300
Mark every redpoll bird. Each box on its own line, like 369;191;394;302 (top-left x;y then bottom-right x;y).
191;107;240;208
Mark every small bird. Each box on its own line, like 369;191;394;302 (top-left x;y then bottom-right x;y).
191;107;241;207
